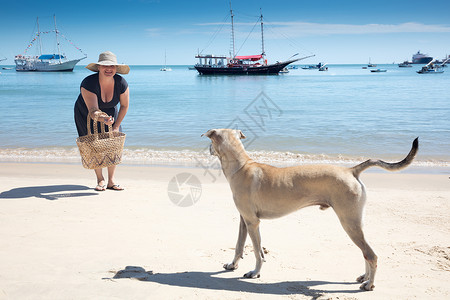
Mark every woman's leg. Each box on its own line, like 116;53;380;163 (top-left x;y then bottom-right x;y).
94;168;106;191
107;165;124;190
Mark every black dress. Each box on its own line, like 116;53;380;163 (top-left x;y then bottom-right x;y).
74;73;128;137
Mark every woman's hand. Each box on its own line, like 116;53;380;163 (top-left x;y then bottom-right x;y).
103;116;114;125
90;110;114;125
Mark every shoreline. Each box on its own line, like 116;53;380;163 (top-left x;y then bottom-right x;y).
0;147;449;174
0;162;449;299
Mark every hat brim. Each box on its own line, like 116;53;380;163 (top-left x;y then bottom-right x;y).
86;62;130;74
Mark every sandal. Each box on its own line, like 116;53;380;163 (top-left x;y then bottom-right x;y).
95;184;106;191
107;184;124;191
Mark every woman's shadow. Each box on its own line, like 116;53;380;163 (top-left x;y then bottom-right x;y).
0;184;97;200
106;266;363;297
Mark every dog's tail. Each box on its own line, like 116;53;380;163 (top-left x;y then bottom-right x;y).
351;137;418;177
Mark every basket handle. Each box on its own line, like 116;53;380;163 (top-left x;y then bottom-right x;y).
86;111;113;138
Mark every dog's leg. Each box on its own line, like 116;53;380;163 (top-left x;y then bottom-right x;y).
224;215;247;271
337;213;377;291
243;218;264;278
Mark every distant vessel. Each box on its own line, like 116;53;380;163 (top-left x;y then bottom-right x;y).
368;58;376;67
160;50;172;71
302;62;324;70
370;69;387;73
14;15;86;72
318;63;328;71
412;51;433;64
417;58;448;74
398;61;412;67
194;5;313;75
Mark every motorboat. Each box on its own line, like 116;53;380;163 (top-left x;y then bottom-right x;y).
398;61;412;67
417;59;448;74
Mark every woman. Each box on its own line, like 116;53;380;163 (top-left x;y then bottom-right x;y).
74;51;130;191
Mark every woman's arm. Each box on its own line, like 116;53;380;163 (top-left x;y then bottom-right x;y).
112;87;129;131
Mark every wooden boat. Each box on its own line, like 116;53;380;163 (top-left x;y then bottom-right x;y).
194;5;313;75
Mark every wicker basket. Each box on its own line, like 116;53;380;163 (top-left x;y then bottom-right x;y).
76;114;126;169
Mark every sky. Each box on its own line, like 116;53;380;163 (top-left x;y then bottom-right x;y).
1;0;450;65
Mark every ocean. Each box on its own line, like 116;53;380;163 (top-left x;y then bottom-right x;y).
0;64;449;171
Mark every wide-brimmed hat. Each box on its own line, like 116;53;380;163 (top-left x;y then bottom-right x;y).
86;51;130;74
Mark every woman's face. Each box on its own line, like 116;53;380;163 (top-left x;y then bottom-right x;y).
98;65;116;77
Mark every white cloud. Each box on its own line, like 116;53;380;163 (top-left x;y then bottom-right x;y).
196;21;450;36
145;28;162;37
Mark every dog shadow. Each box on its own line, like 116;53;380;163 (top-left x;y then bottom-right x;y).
0;184;97;200
106;266;363;297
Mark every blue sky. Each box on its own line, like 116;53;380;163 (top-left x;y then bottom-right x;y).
1;0;449;65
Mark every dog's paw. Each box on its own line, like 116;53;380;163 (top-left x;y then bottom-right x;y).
359;281;375;291
243;270;260;279
223;263;238;271
356;274;368;283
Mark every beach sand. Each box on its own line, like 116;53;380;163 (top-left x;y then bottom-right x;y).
0;162;449;299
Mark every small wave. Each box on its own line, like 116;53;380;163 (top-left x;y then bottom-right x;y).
0;147;449;171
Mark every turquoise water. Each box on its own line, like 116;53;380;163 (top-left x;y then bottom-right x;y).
0;64;449;167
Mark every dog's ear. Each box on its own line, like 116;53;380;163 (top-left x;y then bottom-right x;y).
201;129;216;138
238;130;246;139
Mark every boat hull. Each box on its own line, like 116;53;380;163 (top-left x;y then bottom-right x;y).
195;60;295;75
412;57;433;64
15;58;84;72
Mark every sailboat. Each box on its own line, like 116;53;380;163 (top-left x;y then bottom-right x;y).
367;58;376;68
14;15;86;72
194;5;313;75
160;50;172;71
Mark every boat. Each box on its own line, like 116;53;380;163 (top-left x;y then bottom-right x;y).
368;58;376;67
370;69;387;72
160;50;172;71
398;61;412;67
302;62;324;70
417;58;448;74
412;51;433;64
318;63;328;71
194;5;313;75
2;67;13;70
279;67;289;74
14;15;86;72
435;55;449;66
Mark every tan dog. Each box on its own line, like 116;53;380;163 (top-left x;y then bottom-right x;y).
202;129;418;291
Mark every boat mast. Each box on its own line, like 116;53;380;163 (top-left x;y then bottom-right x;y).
260;8;265;63
37;17;43;56
230;1;236;58
54;14;62;63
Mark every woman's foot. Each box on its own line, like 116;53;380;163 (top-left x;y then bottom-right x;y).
95;180;106;191
95;184;106;191
106;184;124;191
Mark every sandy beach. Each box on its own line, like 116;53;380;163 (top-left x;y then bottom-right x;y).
0;162;449;299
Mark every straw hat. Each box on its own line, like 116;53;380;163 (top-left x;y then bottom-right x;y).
86;51;130;74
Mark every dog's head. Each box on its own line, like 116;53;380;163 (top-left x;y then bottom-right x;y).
201;129;246;158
